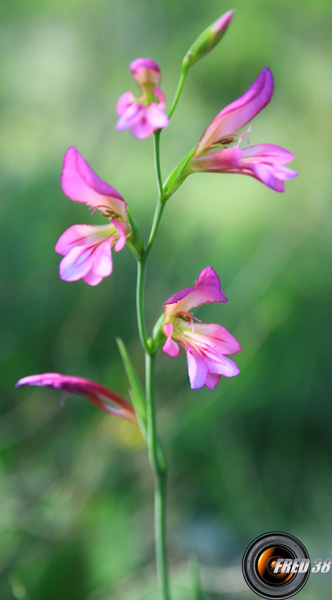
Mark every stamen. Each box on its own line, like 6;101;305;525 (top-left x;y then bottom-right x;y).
235;125;252;147
176;310;202;334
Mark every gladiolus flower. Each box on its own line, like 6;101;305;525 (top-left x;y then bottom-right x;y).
16;373;137;423
191;144;297;193
56;147;130;286
162;267;241;390
116;58;169;139
188;67;297;192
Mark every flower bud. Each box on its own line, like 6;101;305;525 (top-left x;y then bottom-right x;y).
130;57;161;88
183;10;234;69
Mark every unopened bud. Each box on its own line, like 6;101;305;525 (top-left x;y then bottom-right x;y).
130;57;161;88
183;10;234;68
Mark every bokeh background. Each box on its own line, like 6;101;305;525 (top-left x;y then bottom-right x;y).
1;0;332;598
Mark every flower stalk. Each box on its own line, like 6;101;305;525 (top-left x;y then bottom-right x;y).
16;11;298;599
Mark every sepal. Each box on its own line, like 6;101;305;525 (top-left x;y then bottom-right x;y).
163;148;195;200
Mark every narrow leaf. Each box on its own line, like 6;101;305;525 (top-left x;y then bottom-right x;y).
116;338;147;430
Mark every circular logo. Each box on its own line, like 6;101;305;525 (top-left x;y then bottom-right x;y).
242;532;310;599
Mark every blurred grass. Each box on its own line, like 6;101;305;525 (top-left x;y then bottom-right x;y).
1;0;332;598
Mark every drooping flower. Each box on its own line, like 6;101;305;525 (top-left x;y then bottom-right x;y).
116;58;169;139
186;67;297;192
16;373;137;423
162;267;241;390
56;146;130;286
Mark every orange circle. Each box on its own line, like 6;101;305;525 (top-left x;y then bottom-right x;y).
257;546;295;585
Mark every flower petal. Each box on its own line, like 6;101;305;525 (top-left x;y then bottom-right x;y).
190;147;242;173
165;267;227;317
130;58;161;88
59;245;95;281
16;373;136;422
190;322;242;355
146;103;169;129
241;143;294;162
112;219;129;252
116;91;135;116
209;355;240;377
116;103;143;130
186;349;209;389
196;67;274;156
162;323;181;357
130;112;156;139
55;224;116;256
204;372;221;389
61;147;127;220
59;239;113;284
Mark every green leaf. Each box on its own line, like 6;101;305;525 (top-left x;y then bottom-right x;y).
116;338;147;435
189;557;205;600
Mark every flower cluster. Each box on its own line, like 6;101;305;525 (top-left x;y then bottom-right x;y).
17;11;298;413
16;15;299;596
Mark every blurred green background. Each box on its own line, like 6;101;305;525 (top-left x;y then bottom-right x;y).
1;0;332;598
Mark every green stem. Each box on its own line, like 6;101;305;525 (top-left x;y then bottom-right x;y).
146;352;171;600
136;260;149;352
154;130;163;200
144;131;166;258
168;65;188;119
145;199;165;258
134;127;171;599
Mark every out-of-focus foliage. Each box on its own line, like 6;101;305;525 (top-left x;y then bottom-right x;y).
1;0;332;598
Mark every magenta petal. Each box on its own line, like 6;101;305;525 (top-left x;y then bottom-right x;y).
55;224;111;256
196;67;274;155
61;147;127;220
16;373;136;422
241;144;294;162
116;103;142;131
59;245;94;281
116;91;135;116
83;271;104;286
112;220;128;252
162;323;181;357
212;355;240;377
204;373;221;390
193;323;242;355
191;147;242;173
130;113;156;139
59;239;113;284
130;58;161;88
186;350;208;389
90;241;113;276
146;103;169;129
165;267;227;313
152;88;166;111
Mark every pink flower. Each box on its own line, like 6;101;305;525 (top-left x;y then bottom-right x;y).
116;58;169;139
56;147;130;286
16;373;137;423
191;144;297;193
189;67;297;192
162;267;241;390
